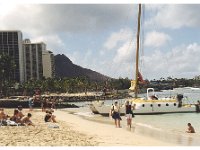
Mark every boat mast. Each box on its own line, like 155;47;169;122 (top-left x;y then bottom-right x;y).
134;4;141;98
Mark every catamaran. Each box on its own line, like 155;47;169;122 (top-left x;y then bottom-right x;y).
89;4;198;115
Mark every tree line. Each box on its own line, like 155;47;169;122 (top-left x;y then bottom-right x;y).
1;54;200;97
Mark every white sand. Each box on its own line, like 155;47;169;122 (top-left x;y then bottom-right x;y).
36;110;177;146
0;108;177;146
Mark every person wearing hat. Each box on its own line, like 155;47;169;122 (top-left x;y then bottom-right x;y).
110;101;121;128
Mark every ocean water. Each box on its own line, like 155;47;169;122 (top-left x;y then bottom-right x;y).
65;88;200;146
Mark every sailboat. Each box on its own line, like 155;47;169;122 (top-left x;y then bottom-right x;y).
89;4;198;115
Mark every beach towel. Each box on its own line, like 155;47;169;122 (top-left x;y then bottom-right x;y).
48;123;59;128
6;120;19;126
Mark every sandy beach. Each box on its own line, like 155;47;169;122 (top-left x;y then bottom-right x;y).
0;108;178;146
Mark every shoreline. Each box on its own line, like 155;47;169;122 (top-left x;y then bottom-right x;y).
62;108;200;146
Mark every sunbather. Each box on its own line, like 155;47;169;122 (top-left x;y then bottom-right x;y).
22;113;34;126
10;109;23;125
44;110;57;123
0;108;9;120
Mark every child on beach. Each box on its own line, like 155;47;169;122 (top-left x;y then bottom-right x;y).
110;101;121;128
44;109;57;123
22;113;35;126
186;123;195;133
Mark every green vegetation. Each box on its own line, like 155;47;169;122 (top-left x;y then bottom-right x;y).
0;54;16;97
1;53;200;97
17;77;131;96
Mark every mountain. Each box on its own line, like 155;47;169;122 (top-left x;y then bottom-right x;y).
54;54;111;81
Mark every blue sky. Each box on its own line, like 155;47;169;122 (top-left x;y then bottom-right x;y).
1;2;200;80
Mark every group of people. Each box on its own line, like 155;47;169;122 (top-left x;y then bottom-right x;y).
0;106;34;126
110;100;197;134
110;100;135;128
0;105;58;127
27;95;63;113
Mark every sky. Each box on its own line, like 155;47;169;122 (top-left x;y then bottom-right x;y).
1;1;200;80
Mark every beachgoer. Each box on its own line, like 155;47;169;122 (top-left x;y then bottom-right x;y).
195;100;200;112
186;123;195;133
150;95;158;100
28;97;34;111
17;105;25;119
44;110;57;123
110;101;121;128
0;108;9;120
125;101;134;128
51;98;56;109
10;109;23;124
22;113;34;126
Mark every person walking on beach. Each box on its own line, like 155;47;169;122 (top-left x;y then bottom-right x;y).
125;101;134;128
186;123;195;133
28;97;34;111
110;101;121;128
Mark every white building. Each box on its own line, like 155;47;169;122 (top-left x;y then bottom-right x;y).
23;39;45;81
42;50;55;78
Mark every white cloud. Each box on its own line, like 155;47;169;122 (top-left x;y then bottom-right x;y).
113;41;134;64
144;31;171;48
29;34;65;54
142;43;200;79
145;4;200;29
103;28;133;50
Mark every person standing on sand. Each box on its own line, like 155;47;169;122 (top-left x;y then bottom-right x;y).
125;101;134;128
110;101;121;128
28;97;34;111
186;123;195;133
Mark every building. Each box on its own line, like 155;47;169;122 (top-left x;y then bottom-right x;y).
0;31;24;82
23;39;45;81
42;50;55;78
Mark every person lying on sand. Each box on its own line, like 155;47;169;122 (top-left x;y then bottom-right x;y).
44;110;57;123
22;113;35;126
186;123;195;133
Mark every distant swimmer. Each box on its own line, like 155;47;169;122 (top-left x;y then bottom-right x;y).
186;123;195;133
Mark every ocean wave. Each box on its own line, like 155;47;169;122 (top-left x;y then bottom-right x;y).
136;122;162;131
74;112;94;117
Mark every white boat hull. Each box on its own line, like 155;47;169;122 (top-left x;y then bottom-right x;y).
90;101;197;116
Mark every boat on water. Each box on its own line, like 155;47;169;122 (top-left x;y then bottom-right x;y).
89;4;199;115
